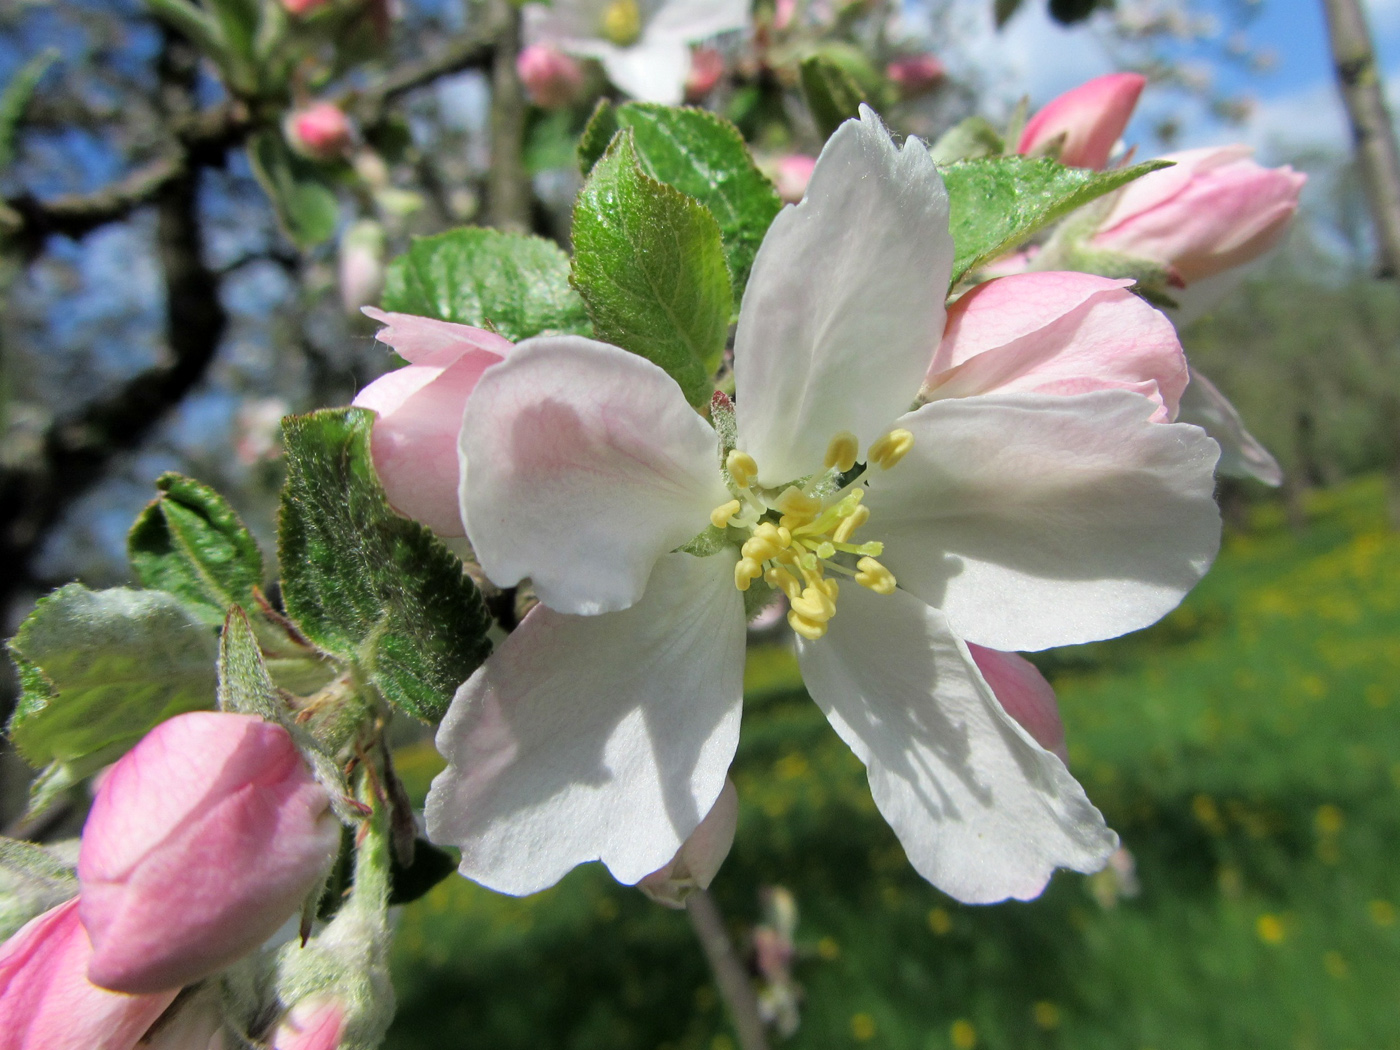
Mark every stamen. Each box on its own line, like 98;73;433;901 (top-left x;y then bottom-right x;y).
726;450;759;489
775;485;823;520
788;610;827;641
790;586;835;622
734;557;762;591
832;504;870;544
824;431;859;473
868;429;914;470
764;566;804;600
710;499;741;528
600;0;642;45
855;556;897;595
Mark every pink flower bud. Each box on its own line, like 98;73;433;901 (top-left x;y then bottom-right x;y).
921;271;1188;420
1091;145;1306;284
774;0;797;30
285;103;355;161
78;712;340;994
517;46;586;109
272;997;347;1050
338;220;386;317
0;898;178;1050
1018;72;1147;170
351;309;515;538
282;0;331;13
967;645;1068;762
638;779;738;907
885;54;945;96
772;154;816;204
685;48;726;100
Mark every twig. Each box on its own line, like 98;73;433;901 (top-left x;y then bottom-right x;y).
485;0;531;232
686;889;771;1050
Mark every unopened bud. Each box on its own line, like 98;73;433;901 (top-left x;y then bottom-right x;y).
772;155;816;205
638;780;738;908
685;48;725;100
517;46;586;109
285;103;355;162
885;54;944;96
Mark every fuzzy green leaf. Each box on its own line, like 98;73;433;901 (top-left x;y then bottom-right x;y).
277;408;492;722
571;130;733;405
578;103;781;300
381;227;590;341
800;55;867;140
941;155;1171;286
6;585;217;767
128;472;265;626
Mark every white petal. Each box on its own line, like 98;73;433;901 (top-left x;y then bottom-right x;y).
459;336;730;615
733;106;954;487
1176;367;1282;486
797;585;1116;903
426;552;746;895
599;37;691;103
647;0;750;41
865;390;1221;651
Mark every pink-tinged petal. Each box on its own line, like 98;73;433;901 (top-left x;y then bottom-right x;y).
966;645;1068;762
638;778;739;907
79;713;340;994
599;36;692;104
864;390;1220;652
272;998;346;1050
734;106;953;487
426;552;746;894
360;307;513;367
460;337;729;615
1177;368;1282;486
0;899;178;1050
796;588;1115;903
922;272;1188;419
1018;73;1146;170
1094;147;1306;284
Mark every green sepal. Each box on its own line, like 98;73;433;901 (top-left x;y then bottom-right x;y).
380;227;590;342
578;102;782;303
941;155;1172;287
128;472;265;627
571;129;733;406
6;585;217;768
277;408;492;723
387;837;456;906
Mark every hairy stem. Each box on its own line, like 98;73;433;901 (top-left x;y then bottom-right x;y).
686;889;771;1050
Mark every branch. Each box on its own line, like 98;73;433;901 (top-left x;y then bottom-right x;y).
352;30;497;127
485;0;530;231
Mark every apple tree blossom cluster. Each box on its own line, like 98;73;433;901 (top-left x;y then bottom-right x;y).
0;8;1304;1041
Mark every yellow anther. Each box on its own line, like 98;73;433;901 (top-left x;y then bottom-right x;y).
819;577;839;600
777;525;792;547
710;499;741;529
600;0;642;45
765;566;804;600
742;536;780;561
824;430;860;473
833;504;870;544
734;557;762;591
726;450;759;489
868;428;914;470
788;610;828;641
753;522;789;548
790;586;835;623
855;556;897;595
775;486;823;523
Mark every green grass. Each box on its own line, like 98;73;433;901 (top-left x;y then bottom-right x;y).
385;476;1400;1050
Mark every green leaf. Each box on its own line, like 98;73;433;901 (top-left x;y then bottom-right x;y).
941;155;1171;286
571;130;733;406
6;585;217;767
0;49;57;172
381;227;590;342
128;472;265;627
928;116;1005;165
247;130;341;249
0;837;78;941
277;409;492;722
580;103;782;301
577;99;620;175
800;54;867;140
388;837;456;906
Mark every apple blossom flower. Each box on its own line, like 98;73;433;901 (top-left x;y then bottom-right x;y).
885;54;945;96
1091;145;1306;285
966;646;1067;762
426;107;1221;905
638;779;738;907
285;103;355;162
140;983;228;1050
1175;367;1282;486
517;46;588;108
351;308;514;538
0;898;178;1050
272;998;347;1050
1018;73;1147;170
282;0;331;14
685;46;726;99
338;221;386;318
78;712;340;994
771;154;816;204
522;0;750;104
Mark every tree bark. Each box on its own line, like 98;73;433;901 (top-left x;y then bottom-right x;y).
1321;0;1400;277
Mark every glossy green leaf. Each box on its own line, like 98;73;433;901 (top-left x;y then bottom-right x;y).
941;155;1171;286
247;130;340;249
6;585;217;767
579;103;781;301
571;130;733;406
128;472;265;627
277;408;492;722
381;226;590;342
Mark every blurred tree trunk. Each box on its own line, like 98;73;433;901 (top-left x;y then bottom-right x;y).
1321;0;1400;525
487;0;530;232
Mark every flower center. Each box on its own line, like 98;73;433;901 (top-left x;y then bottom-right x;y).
600;0;643;45
708;428;914;641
